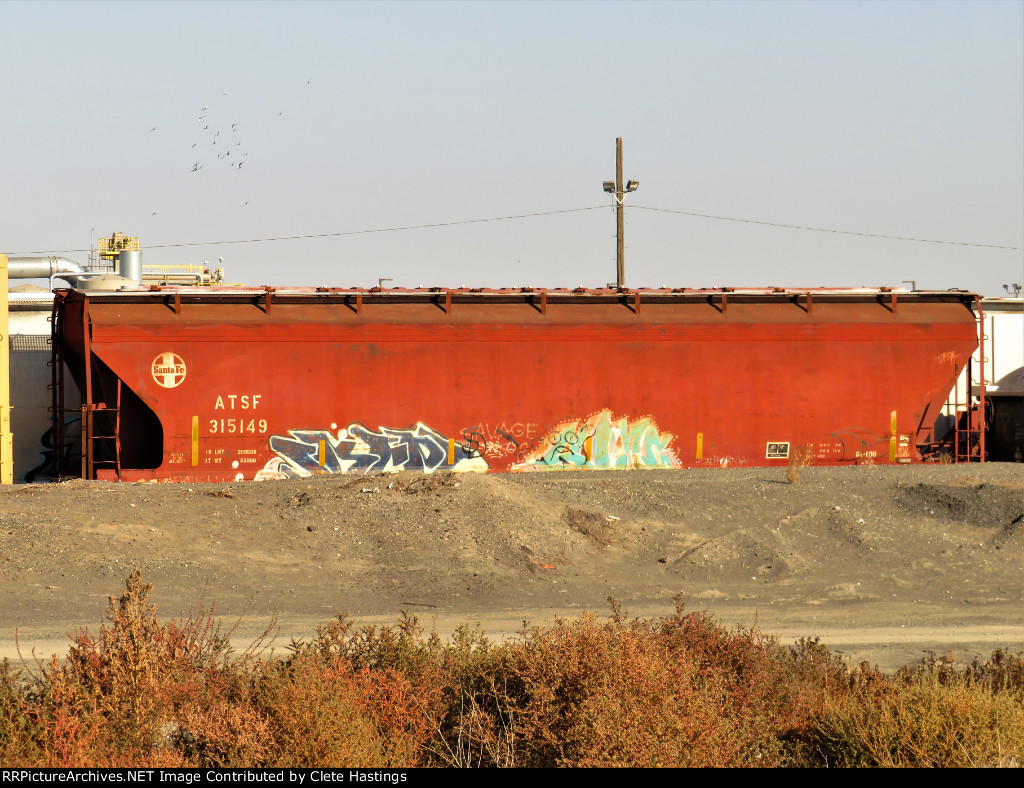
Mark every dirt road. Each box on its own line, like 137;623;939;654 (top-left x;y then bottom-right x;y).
1;464;1021;673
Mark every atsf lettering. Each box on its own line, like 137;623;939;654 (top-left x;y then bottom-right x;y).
214;394;263;410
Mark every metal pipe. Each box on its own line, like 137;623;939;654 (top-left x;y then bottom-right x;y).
5;256;86;287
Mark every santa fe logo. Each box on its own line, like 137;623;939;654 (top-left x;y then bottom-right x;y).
151;353;187;388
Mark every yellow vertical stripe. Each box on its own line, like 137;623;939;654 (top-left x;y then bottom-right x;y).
696;432;703;460
447;438;455;466
318;440;326;467
889;410;898;462
191;416;199;466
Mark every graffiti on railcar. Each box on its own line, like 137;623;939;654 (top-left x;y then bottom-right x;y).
256;422;489;479
24;414;82;483
829;429;888;462
512;409;680;471
460;421;543;460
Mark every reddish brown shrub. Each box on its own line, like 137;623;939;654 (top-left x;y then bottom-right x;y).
497;603;807;767
5;575;1023;768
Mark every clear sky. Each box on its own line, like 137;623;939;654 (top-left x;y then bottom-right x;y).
2;0;1021;295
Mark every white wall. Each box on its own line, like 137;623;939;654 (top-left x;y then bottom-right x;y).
935;297;1024;444
8;294;82;482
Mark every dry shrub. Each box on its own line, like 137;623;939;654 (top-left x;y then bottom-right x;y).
12;654;107;767
61;571;257;753
174;700;273;767
277;612;453;767
497;601;811;767
564;507;615;547
291;611;443;681
417;624;515;768
0;652;185;768
258;660;386;767
6;571;269;767
429;677;517;768
359;666;440;765
0;659;41;764
971;649;1024;693
807;670;1024;767
917;648;1024;694
786;444;814;484
259;658;440;767
284;614;513;767
787;637;853;695
6;574;1024;768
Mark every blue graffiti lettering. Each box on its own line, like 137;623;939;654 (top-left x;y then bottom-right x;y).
265;422;488;477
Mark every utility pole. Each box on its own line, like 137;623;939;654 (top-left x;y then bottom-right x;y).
603;138;638;288
616;138;625;288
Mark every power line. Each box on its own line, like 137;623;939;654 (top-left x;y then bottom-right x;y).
6;207;608;255
631;205;1022;250
6;203;1020;255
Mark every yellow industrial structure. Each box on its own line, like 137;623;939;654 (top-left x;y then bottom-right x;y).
97;232;139;269
1;254;12;484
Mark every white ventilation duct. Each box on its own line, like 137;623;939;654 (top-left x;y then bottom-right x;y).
4;256;86;288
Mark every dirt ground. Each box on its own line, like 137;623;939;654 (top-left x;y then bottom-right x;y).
1;464;1021;674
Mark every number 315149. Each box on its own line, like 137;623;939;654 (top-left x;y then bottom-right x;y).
209;418;268;434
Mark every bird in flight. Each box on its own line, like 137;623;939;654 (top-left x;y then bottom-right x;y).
150;127;156;131
202;104;207;110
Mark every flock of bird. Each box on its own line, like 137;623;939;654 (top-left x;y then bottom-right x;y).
183;79;310;175
146;79;311;212
186;90;248;174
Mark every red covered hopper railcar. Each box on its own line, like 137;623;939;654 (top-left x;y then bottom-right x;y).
49;286;979;482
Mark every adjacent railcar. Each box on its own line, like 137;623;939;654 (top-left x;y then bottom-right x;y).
50;286;979;482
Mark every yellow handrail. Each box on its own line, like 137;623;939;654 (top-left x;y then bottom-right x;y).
98;232;139;261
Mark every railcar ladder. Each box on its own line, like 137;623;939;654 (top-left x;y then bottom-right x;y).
952;295;988;463
46;298;75;479
48;296;122;480
82;380;122;480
